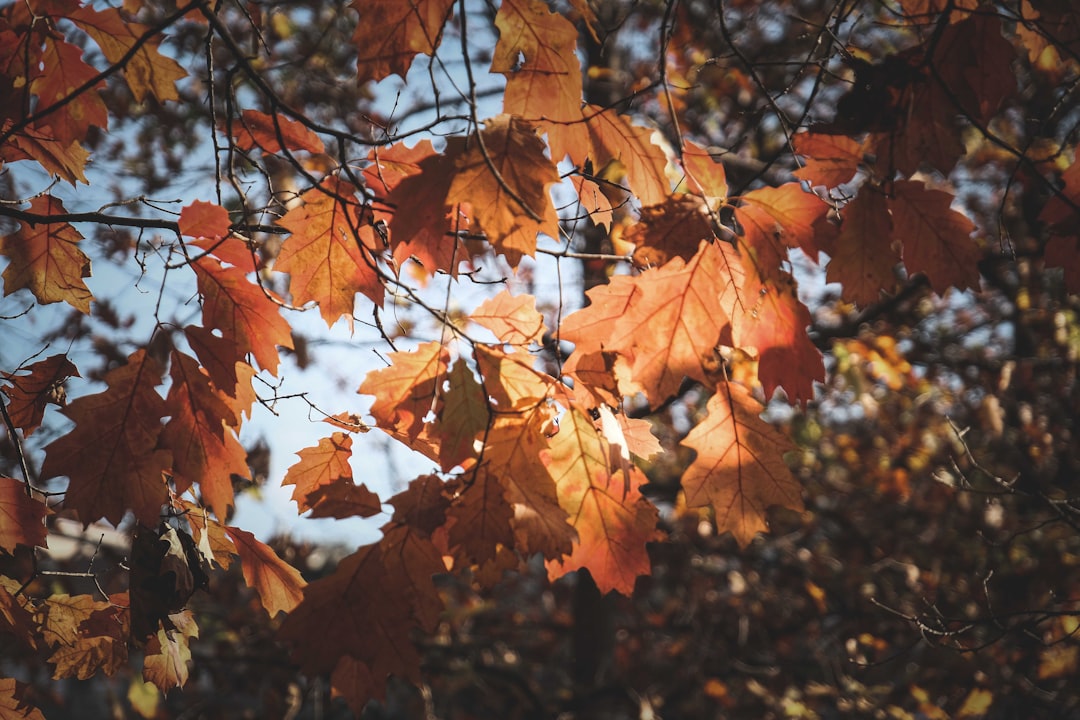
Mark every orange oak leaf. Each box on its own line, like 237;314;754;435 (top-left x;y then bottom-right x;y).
350;0;454;83
68;5;187;104
178;200;231;240
0;678;45;720
470;288;547;345
626;195;715;268
566;241;733;406
558;275;639;355
544;408;659;594
192;255;294;375
282;432;354;512
161;351;246;521
889;180;981;294
727;274;822;406
738;183;831;263
276;176;384;326
446;115;559;267
1;125;91;185
223;526;306;617
585;105;671;207
570;175;614;230
41;349;171;526
377;141;468;275
826;189;899;305
142;610;198;691
934;15;1015;125
483;408;576;559
473;343;561;411
174;498;235;570
0;354;79;436
0;195;92;312
680;140;728;200
492;0;587;164
305;478;382;520
446;468;515;566
428;360;490;472
680;382;803;546
233;109;325;156
0;478;46;552
359;341;449;441
32;37;107;147
792;132;868;188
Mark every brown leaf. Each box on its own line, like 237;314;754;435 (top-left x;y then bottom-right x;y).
0;354;79;437
0;478;46;552
41;349;171;526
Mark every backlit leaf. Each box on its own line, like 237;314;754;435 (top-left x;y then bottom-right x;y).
680;382;803;546
350;0;454;83
0;195;92;312
0;354;80;437
224;526;306;617
0;478;46;552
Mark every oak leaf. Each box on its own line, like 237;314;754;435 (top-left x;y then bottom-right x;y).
161;351;247;521
470;288;547;345
680;383;803;546
738;183;830;264
350;0;454;83
826;189;899;305
570;175;614;230
446;115;560;266
359;341;449;442
0;678;45;720
626;195;715;268
233;109;325;156
428;360;490;472
32;37;107;146
276;176;384;326
178;200;231;241
792;132;868;188
446;468;515;565
544;408;659;594
142;610;198;691
282;432;354;512
193;255;294;375
48;599;128;680
0;195;92;312
224;526;306;617
305;478;382;520
889;180;980;294
585;105;671;207
69;5;187;104
0;353;80;436
41;349;171;526
493;0;587;164
0;478;46;552
1;126;90;185
680;140;728;200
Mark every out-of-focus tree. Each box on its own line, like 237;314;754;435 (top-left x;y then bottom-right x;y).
2;0;1080;717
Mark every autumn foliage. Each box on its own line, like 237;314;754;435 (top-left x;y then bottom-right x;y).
1;0;1080;716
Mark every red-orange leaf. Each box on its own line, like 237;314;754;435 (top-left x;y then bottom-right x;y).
470;289;547;345
282;432;354;512
0;195;92;312
680;383;803;546
586;105;671;207
493;0;587;164
276;176;384;326
0;354;79;437
570;175;614;230
680;140;728;200
726;274;823;406
2;127;91;185
544;409;659;594
792;132;868;188
32;37;107;146
446;115;560;267
224;526;306;617
143;610;198;691
0;477;47;552
179;200;231;240
192;255;293;375
233;109;325;156
41;349;171;526
738;183;831;264
429;360;490;472
827;189;899;305
359;341;448;442
446;468;515;565
626;195;715;268
350;0;454;83
889;180;981;294
161;351;246;521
